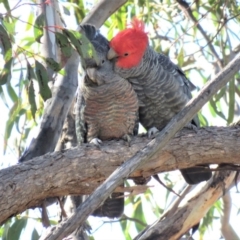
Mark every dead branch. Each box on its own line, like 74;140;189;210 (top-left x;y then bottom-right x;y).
134;171;236;240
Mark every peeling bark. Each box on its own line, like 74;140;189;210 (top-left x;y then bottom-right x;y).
135;171;236;240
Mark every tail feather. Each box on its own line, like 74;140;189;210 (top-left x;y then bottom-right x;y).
180;167;212;185
92;192;124;218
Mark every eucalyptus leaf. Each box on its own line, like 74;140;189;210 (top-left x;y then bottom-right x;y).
35;60;52;101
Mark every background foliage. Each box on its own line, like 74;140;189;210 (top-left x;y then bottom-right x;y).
0;0;240;239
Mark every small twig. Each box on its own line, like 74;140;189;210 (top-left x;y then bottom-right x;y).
153;175;180;197
177;0;223;69
159;185;192;220
120;214;148;227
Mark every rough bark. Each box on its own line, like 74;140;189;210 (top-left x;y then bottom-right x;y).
1;126;240;226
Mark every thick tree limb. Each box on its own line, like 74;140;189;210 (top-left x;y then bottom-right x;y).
134;171;236;240
81;0;127;28
1;126;240;226
42;45;240;239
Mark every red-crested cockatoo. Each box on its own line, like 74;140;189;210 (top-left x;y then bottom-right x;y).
107;19;212;184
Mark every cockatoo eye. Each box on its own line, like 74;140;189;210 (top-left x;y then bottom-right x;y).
101;59;105;64
124;53;129;56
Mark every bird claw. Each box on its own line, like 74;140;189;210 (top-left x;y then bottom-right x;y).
185;123;198;133
90;138;102;147
147;127;159;138
122;134;132;147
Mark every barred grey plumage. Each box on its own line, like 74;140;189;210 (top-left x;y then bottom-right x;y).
108;24;212;184
76;24;139;218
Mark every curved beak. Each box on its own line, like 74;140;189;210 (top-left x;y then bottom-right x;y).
86;68;96;82
107;47;118;60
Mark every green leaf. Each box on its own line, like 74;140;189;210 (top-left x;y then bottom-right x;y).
0;86;8;107
132;197;146;232
177;46;184;67
7;218;27;240
35;60;52;101
27;61;37;81
4;122;13;154
0;24;12;61
34;13;44;43
62;29;98;68
0;0;10;12
31;228;40;240
55;32;72;58
2;219;12;240
45;58;61;72
7;81;18;102
209;99;226;120
0;57;13;85
2;18;17;36
27;79;37;120
26;12;35;31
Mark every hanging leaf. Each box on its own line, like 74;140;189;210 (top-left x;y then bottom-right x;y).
132;196;146;232
31;228;40;240
0;24;12;61
35;60;52;101
34;13;44;43
26;61;37;119
1;0;10;12
55;32;72;58
45;58;61;72
0;57;13;85
0;86;8;107
177;46;184;67
4;117;14;154
62;29;98;68
27;61;36;81
7;81;18;102
26;12;34;31
6;218;28;240
27;79;37;120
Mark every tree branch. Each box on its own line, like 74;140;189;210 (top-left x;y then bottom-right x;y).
81;0;127;28
134;171;236;240
2;125;240;226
